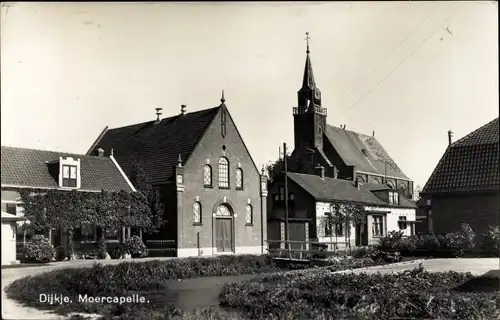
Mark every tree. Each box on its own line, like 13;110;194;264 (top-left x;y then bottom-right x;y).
413;184;422;201
19;188;154;260
130;162;165;234
265;152;295;183
319;202;366;255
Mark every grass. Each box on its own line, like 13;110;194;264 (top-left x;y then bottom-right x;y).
218;264;500;320
5;254;387;319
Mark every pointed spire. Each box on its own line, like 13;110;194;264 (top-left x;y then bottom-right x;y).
220;90;226;104
302;32;316;89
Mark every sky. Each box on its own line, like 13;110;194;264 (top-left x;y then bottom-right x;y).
1;1;498;189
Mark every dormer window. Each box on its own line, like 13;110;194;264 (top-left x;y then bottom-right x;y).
59;157;81;189
62;165;77;188
389;191;399;205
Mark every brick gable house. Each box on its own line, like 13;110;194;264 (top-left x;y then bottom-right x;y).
88;96;267;257
289;42;414;199
1;146;135;264
418;118;499;235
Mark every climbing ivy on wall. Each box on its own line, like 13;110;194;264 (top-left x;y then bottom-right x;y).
18;189;156;232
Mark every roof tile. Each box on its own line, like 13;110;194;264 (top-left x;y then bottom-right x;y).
324;125;409;180
288;172;416;208
422;118;499;194
1;146;133;192
91;107;221;184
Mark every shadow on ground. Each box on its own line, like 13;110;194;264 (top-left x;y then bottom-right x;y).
453;269;500;293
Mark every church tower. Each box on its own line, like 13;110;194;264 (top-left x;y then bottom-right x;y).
293;32;327;152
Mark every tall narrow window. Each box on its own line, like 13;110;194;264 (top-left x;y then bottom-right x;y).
62;165;77;188
389;191;399;205
398;216;407;230
235;168;243;189
221;110;227;137
373;216;384;237
193;202;202;224
245;205;253;225
279;187;285;200
203;165;212;187
218;157;229;188
324;213;333;237
394;192;399;205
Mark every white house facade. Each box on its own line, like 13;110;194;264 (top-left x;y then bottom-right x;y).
315;201;416;250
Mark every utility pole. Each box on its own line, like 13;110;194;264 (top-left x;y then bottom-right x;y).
283;142;289;250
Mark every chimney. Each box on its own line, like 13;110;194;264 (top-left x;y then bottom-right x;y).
181;104;187;116
314;164;325;179
448;130;453;146
96;148;104;157
155;108;163;124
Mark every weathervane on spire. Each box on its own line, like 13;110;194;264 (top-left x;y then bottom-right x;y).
305;32;311;54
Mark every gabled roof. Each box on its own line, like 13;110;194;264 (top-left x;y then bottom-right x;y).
324;125;410;180
287;172;416;209
1;146;134;192
89;106;221;184
422;118;499;194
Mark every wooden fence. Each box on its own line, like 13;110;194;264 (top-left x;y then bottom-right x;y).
145;239;177;257
266;240;346;261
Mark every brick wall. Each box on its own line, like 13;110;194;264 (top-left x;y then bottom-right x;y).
431;191;499;235
267;178;316;238
179;107;264;256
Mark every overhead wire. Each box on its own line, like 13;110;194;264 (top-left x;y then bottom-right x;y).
344;4;465;114
340;6;436;105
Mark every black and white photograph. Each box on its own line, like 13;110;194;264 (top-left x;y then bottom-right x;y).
1;2;498;319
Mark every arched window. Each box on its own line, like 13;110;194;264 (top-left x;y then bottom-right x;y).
193;202;202;224
218;157;229;188
245;205;253;225
387;180;395;189
203;165;212;187
235;168;243;189
216;204;232;217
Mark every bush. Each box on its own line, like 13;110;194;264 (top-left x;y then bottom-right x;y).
219;265;500;320
23;235;55;263
378;224;482;257
377;230;405;251
351;246;374;258
109;244;125;259
5;254;396;318
124;236;148;258
480;226;500;256
55;246;66;261
370;250;403;263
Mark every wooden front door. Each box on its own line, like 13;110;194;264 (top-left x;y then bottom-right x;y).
215;218;233;252
355;222;369;246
